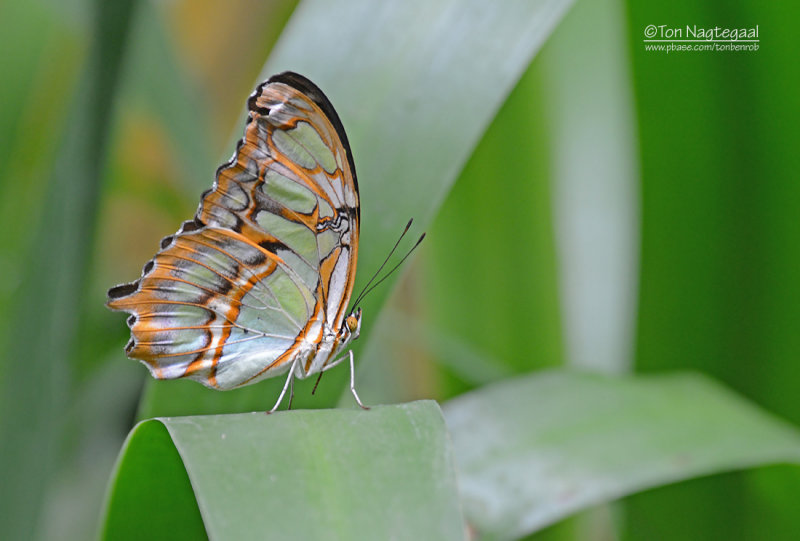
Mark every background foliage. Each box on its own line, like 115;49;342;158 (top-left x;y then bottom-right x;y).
0;0;798;539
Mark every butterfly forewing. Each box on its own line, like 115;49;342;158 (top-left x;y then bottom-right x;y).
108;72;359;389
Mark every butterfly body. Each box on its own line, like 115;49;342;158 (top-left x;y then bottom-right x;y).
108;72;362;394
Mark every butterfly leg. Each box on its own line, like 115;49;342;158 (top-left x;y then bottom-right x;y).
267;359;298;414
348;350;369;411
315;351;369;410
320;354;347;372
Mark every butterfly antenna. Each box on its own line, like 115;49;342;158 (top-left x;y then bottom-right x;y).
352;219;414;308
354;232;426;305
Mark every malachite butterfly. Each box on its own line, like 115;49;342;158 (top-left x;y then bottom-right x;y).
107;72;367;412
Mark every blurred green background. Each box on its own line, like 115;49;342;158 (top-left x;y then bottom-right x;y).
1;0;797;539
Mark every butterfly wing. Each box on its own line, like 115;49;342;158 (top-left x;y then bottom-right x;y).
107;72;359;389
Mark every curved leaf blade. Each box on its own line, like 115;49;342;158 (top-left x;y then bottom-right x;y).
100;421;207;541
443;371;800;540
102;401;465;540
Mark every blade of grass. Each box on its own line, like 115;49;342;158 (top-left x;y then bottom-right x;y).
0;0;140;537
541;0;639;374
0;2;84;339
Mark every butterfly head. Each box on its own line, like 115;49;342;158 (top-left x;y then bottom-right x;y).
344;307;362;342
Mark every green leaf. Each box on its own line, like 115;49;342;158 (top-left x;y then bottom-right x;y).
625;1;800;538
0;0;140;537
99;421;206;541
442;371;800;540
101;401;465;540
139;0;577;417
262;0;576;307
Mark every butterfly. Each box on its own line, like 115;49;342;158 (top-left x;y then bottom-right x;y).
107;72;368;412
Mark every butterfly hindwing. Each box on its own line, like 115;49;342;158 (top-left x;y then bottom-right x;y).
108;72;359;389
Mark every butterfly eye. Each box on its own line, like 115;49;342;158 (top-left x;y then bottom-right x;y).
346;315;359;332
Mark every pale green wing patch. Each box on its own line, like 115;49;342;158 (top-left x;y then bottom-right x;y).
272;121;338;174
316;228;338;261
268;271;315;326
255;211;318;268
272;128;316;170
262;169;317;214
317;196;334;218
